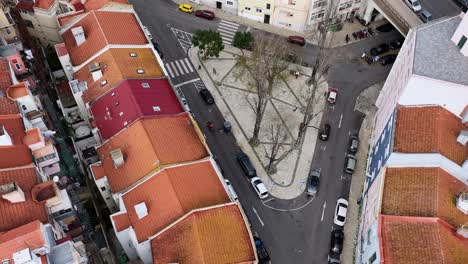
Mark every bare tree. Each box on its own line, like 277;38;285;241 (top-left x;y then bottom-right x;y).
235;36;290;146
295;1;339;146
264;121;292;174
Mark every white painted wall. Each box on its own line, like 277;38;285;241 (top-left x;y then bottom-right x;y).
113;224;139;261
94;176;117;210
451;12;468;56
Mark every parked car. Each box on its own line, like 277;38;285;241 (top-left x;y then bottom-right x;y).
379;54;397;65
250;177;269;199
236;152;257;178
224;179;238;201
333;199;348;226
404;0;422;12
287;35;306;46
306;169;321;196
330;229;344;254
344;154;357;174
319;124;331;141
348;135;359;153
370;43;390;56
199;88;214;104
328;252;341;264
389;38;404;50
254;236;270;263
452;0;468;12
327;89;338;104
178;3;193;13
142;26;153;40
419;9;433;23
195;10;215;20
151;41;163;59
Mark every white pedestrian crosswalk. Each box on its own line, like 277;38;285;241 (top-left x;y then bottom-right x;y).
218;20;240;45
165;58;194;79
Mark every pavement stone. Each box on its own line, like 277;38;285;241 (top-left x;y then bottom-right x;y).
189;45;327;199
341;82;383;264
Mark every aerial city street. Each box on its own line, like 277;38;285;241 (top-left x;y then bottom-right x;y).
0;0;467;263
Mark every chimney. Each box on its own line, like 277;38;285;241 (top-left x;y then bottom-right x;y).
110;148;124;168
89;62;102;81
134;202;148;219
457;193;468;214
71;26;86;46
0;182;26;203
457;130;468;145
0;125;13;146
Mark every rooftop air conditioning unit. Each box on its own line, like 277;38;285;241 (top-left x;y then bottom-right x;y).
135;202;148;220
110;149;124;168
457;130;468;146
89;62;102;81
71;26;86;46
457;193;468;214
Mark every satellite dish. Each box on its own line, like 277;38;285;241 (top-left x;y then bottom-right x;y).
75;126;91;138
53;176;59;182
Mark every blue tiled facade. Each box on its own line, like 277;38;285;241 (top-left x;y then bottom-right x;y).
365;108;397;192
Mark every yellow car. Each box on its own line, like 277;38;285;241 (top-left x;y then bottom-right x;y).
178;4;193;13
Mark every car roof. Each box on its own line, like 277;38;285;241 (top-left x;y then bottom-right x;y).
310;169;320;177
254;180;268;193
338;206;347;216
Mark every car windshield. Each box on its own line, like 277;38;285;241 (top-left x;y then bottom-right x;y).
413;1;420;5
340;203;348;208
254;179;261;185
310;177;319;185
337;215;345;221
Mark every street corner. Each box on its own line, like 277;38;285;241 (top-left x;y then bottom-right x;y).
354;81;383;115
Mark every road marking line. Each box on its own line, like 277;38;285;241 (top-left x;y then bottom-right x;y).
220;19;239;27
338;113;343;128
263;197;274;203
321;202;326;222
165;64;174;78
175;60;185;74
222;37;233;43
170;62;179;77
180;59;189;73
173;78;201;88
218;28;236;36
252;207;265;226
184;58;194;72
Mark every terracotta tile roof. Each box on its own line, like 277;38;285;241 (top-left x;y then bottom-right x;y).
57;11;85;27
96;113;208;192
22;127;43;146
0;60;12;92
0;97;19;115
0;114;33;169
112;160;230;243
6;82;29;100
77;48;164;104
151;204;255;264
0;114;25;144
0;166;48;232
111;213;131;232
61;11;148;66
84;0;129;11
379;215;468;264
90;79;183;139
393;105;468;165
16;1;35;12
0;220;45;262
382;168;468;227
90;163;106;180
34;0;56;10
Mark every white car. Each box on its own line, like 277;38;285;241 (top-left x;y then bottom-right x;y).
142;25;153;40
333;198;349;226
327;89;338;104
224;179;238;201
405;0;422;12
250;177;269;199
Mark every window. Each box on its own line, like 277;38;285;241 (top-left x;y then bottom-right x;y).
141;82;150;88
100;187;106;191
369;252;377;264
111;92;115;96
100;80;108;87
266;3;271;9
114;101;119;106
458;35;467;49
6;28;10;34
313;0;326;9
119;112;124;116
14;64;21;70
288;0;296;5
20;9;28;15
23;19;34;28
153;106;161;112
129;52;137;57
310;10;325;20
227;1;233;5
355;0;361;3
36;153;56;163
137;69;145;74
256;8;262;13
245;7;251;10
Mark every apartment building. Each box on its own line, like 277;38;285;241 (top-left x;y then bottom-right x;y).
0;1;19;45
356;13;468;264
238;0;275;24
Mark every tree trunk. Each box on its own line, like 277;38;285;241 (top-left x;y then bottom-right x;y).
251;99;266;145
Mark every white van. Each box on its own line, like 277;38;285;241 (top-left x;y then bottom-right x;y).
224;179;238;201
405;0;422;12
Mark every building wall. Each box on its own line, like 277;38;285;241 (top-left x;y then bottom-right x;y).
356;220;380;264
238;0;274;23
451;12;468;56
135;240;152;264
199;0;238;14
113;225;139;261
272;0;310;31
94;176;117;210
34;6;63;45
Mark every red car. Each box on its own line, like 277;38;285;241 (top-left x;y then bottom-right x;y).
195;10;215;20
287;35;306;46
327;89;338;104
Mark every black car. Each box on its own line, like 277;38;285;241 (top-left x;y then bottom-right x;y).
236;152;256;178
389;38;404;50
306;169;320;196
254;236;270;263
370;44;390;56
380;54;397;65
319;124;331;141
348;135;359;153
452;0;468;12
151;41;163;59
330;229;344;254
199;88;214;104
328;251;341;263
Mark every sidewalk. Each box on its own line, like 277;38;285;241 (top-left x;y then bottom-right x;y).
189;46;328;199
340;82;383;264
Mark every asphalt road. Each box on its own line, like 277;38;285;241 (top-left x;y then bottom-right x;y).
130;0;400;262
418;0;461;19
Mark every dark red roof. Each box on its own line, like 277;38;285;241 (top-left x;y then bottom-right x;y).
90;79;183;140
16;1;35;12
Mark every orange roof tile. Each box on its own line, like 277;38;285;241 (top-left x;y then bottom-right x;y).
54;43;69;57
22;127;44;147
113;160;230;243
111;213;131;232
62;11;148;66
151;204;255;264
84;0;129;11
0;114;25;144
393;106;468;165
0;220;45;261
96;113;208;192
77;48;164;104
32;140;55;160
0;146;33;169
0;166;48;232
57;11;85;27
379;215;468;264
382;168;468;227
34;0;56;10
90;163;106;180
0;97;19;115
6;82;29;99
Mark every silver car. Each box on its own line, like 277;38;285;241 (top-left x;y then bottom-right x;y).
306;169;321;196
